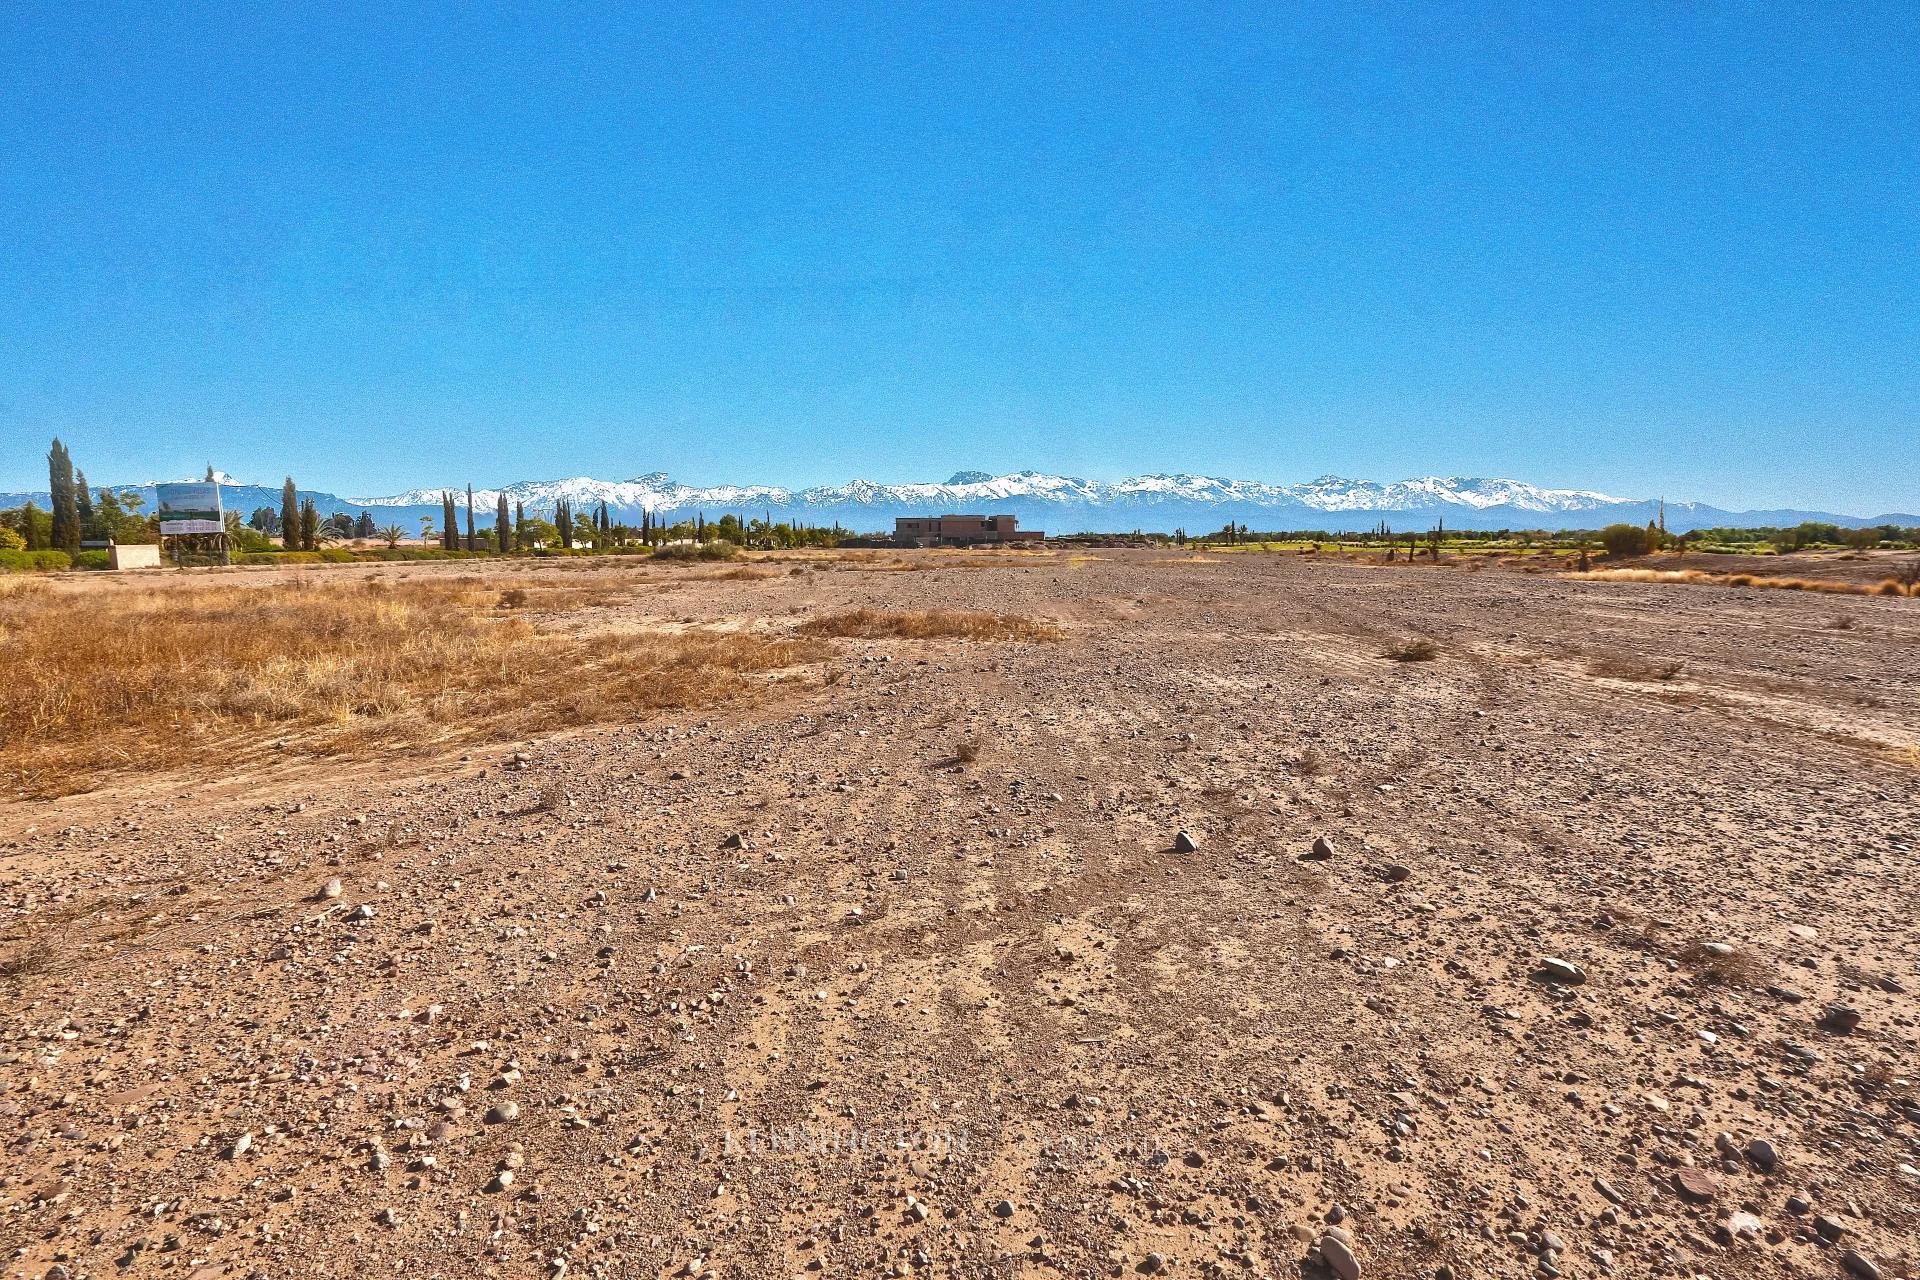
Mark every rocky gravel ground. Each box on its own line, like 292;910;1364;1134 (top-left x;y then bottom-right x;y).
3;550;1916;1280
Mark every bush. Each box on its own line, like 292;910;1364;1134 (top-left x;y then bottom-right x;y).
0;527;24;551
74;550;111;570
0;549;71;572
652;541;739;562
1600;523;1651;557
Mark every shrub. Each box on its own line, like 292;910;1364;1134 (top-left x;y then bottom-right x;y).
1383;637;1439;662
0;549;71;573
1600;523;1651;557
653;541;739;562
0;526;23;551
73;550;111;570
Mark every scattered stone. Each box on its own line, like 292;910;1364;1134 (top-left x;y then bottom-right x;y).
318;877;343;900
1538;957;1587;985
1304;835;1337;861
1139;1252;1166;1274
1673;1168;1719;1203
1745;1138;1780;1173
486;1100;521;1124
1842;1251;1881;1280
1820;1004;1861;1034
1172;830;1197;853
1380;864;1411;883
991;1199;1015;1218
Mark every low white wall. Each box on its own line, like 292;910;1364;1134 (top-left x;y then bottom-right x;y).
110;544;163;569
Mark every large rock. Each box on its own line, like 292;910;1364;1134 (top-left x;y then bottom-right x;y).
1318;1234;1362;1280
1538;957;1587;985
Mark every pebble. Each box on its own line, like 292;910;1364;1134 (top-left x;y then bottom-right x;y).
1745;1138;1779;1173
991;1199;1015;1218
1173;830;1197;853
1305;835;1337;861
229;1131;252;1159
486;1100;521;1124
1140;1252;1166;1274
318;877;343;900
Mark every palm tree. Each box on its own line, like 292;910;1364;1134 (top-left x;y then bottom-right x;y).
380;524;404;549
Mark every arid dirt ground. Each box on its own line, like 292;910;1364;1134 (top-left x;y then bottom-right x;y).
3;550;1917;1280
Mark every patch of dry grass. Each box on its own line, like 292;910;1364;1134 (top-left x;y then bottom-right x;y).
797;608;1062;642
0;577;827;799
1676;938;1769;987
1587;655;1686;682
1292;745;1331;778
1567;568;1916;597
1382;637;1440;662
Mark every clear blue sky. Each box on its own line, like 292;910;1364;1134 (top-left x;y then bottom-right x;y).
1;2;1915;513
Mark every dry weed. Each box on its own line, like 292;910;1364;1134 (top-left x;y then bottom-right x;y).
798;608;1061;642
1567;568;1916;598
1383;637;1440;662
1676;939;1768;987
1293;745;1330;778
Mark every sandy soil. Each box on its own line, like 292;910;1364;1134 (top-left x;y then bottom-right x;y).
3;550;1917;1280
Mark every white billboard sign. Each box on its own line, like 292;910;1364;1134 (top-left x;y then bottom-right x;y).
156;482;225;536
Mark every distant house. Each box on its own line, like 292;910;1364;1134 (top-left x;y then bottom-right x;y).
893;514;1044;547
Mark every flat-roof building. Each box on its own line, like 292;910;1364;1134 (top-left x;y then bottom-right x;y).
893;514;1043;547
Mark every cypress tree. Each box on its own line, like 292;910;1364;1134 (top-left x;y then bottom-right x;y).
466;484;476;552
514;500;525;550
441;493;457;550
299;498;319;551
496;494;510;552
75;469;95;540
281;478;300;550
22;499;43;550
47;438;79;554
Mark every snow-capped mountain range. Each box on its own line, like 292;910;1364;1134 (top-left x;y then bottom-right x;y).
5;470;1911;533
348;471;1632;518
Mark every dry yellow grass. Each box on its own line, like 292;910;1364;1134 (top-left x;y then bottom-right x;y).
1566;568;1916;597
797;607;1061;642
0;576;825;799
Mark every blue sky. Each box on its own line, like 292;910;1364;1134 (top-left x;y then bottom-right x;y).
1;2;1915;513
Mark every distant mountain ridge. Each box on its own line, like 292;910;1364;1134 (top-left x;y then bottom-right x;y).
3;470;1913;534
